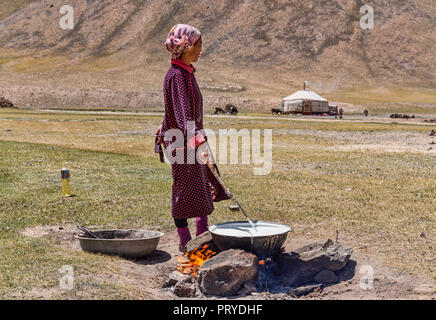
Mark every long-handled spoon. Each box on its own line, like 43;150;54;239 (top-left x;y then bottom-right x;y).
77;225;101;239
159;142;257;233
205;161;257;233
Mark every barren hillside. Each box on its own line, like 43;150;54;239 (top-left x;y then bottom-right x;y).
0;0;435;112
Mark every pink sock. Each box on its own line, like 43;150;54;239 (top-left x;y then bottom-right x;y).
177;227;192;248
195;216;208;237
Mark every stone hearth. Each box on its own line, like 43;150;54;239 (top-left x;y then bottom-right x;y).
162;232;353;298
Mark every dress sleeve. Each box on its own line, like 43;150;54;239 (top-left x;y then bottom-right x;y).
170;73;206;148
154;121;165;162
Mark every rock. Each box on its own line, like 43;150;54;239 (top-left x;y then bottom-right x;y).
314;270;338;284
237;281;257;296
162;271;192;288
186;231;214;253
289;284;323;297
335;260;357;282
197;249;259;296
0;97;16;109
273;239;352;286
293;239;352;271
173;282;197;297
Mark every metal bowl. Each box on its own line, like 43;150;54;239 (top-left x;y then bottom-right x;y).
209;221;291;258
76;229;164;259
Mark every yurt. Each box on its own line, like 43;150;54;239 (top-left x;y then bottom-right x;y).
280;90;329;115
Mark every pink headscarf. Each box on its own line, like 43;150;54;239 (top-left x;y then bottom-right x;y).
165;24;202;59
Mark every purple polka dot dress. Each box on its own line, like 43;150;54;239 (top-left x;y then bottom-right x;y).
155;59;230;219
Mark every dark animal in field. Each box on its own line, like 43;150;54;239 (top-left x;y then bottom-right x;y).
364;110;369;117
390;113;415;119
214;107;225;114
225;104;238;115
271;108;282;115
0;97;16;109
430;130;436;137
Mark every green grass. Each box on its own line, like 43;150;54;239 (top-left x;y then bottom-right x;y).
0;236;133;299
0;109;435;298
0;140;175;298
0;140;175;231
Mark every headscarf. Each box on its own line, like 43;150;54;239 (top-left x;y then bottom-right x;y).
165;24;202;59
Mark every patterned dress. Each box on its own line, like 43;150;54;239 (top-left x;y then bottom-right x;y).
155;59;230;219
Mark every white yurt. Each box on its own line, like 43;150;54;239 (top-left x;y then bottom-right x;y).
280;90;329;114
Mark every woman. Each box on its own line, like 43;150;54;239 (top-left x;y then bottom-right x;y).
154;24;230;252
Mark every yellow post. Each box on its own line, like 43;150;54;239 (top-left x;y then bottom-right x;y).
61;166;72;197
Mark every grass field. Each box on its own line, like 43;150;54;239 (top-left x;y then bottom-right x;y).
0;108;435;298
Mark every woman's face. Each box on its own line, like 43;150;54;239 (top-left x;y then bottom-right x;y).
185;38;202;63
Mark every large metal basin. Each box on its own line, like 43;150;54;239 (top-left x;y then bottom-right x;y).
209;221;291;258
76;229;164;259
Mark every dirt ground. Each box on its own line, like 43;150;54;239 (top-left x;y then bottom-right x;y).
275;128;436;155
19;224;436;300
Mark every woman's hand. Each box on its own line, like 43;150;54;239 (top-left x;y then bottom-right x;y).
197;142;214;165
155;124;163;144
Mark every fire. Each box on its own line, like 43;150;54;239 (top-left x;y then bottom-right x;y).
258;258;271;270
177;244;217;277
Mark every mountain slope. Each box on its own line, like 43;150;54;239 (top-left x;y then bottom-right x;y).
0;0;435;111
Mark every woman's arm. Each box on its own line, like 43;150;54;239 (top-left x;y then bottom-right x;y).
155;123;163;144
170;73;206;149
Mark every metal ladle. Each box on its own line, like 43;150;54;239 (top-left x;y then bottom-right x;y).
205;162;257;232
202;147;258;233
159;141;257;232
77;225;101;239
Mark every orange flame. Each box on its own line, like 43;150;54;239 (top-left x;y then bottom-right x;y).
177;244;217;277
